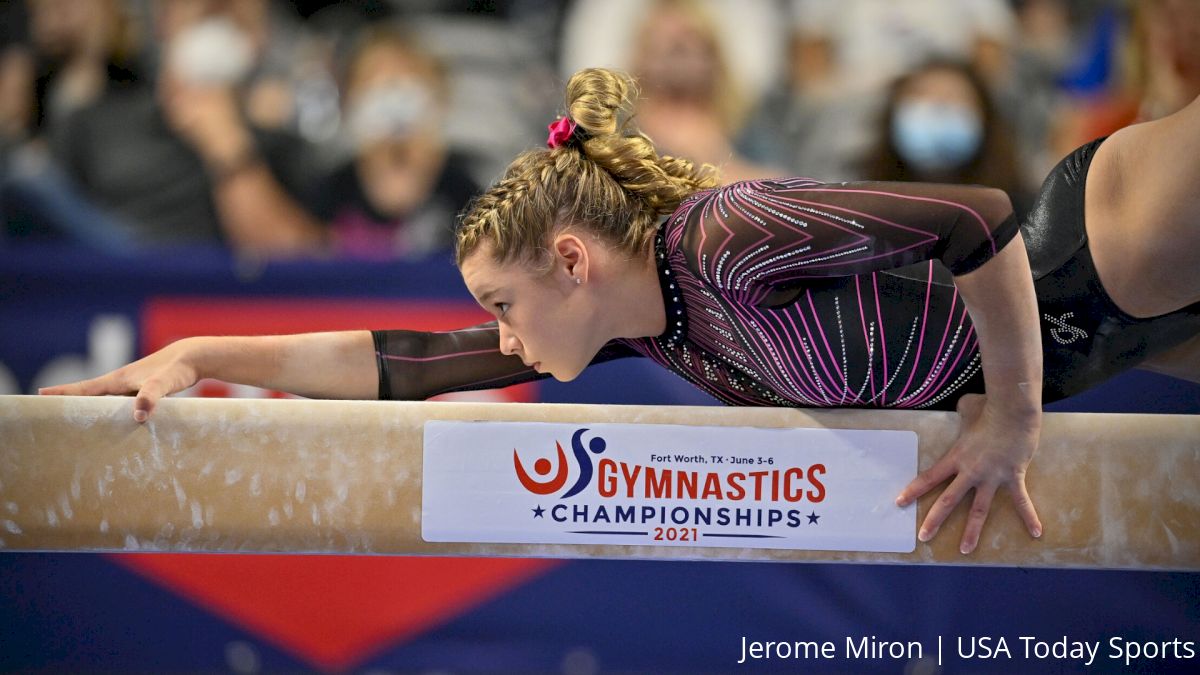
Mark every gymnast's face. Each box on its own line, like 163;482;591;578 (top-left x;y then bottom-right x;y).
460;236;606;382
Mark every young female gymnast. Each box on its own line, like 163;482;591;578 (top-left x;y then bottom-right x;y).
42;68;1200;556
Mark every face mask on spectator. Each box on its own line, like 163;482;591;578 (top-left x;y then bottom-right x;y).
345;80;435;149
891;100;982;173
168;16;255;85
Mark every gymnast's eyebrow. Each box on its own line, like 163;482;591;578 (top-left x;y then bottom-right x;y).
476;288;498;305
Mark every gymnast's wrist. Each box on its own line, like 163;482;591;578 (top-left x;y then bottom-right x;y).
985;390;1042;424
181;335;260;383
175;336;215;382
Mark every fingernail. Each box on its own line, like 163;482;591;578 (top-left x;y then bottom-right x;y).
918;529;930;542
895;496;906;507
134;411;147;423
960;543;973;555
1032;527;1042;538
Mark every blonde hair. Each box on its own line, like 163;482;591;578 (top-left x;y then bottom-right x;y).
455;68;719;270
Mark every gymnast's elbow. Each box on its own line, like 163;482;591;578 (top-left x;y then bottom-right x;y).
968;186;1015;231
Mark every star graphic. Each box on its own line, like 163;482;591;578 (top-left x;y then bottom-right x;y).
532;505;545;518
806;511;820;524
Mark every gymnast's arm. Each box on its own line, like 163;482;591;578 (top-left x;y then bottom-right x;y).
39;325;640;421
678;178;1021;286
39;332;379;420
373;322;640;400
681;179;1043;553
896;233;1045;554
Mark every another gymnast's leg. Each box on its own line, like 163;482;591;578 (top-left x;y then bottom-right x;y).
1085;94;1200;318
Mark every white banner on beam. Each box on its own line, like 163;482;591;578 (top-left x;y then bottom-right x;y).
422;421;916;553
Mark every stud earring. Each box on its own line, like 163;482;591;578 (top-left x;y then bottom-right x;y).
575;277;582;285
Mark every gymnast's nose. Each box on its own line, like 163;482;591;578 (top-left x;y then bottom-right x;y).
498;323;524;359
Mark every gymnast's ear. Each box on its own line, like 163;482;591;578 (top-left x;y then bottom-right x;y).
551;232;589;285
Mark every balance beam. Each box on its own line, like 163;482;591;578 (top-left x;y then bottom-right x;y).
0;395;1196;569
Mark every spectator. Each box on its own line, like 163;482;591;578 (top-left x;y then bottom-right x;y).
306;25;480;259
998;0;1081;190
736;31;877;181
1;0;145;249
790;0;1017;96
39;0;326;255
0;0;136;147
1053;0;1200;157
627;0;782;183
739;0;1020;183
559;0;785;111
863;60;1032;216
153;0;326;254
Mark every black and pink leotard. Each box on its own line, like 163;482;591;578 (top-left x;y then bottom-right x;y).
374;140;1200;408
374;177;1022;410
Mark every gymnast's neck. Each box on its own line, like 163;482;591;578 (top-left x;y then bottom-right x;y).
596;241;668;342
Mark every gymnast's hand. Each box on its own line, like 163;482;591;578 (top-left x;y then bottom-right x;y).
37;339;200;423
894;393;1043;555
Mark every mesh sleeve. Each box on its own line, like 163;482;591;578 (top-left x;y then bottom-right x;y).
676;177;1019;292
371;323;642;400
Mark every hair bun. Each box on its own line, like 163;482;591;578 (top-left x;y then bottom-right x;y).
565;68;638;139
561;67;718;215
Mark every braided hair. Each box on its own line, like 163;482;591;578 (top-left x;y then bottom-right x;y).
455;68;719;271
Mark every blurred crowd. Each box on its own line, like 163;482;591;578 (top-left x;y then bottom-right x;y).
1;0;1198;261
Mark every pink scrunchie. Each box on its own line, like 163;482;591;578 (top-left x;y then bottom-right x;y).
546;117;577;148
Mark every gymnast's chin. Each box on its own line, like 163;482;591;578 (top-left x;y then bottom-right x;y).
546;361;588;383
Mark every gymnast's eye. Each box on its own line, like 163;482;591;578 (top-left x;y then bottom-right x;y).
496;303;510;317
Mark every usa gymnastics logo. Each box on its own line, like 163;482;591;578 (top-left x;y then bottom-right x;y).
513;428;606;499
